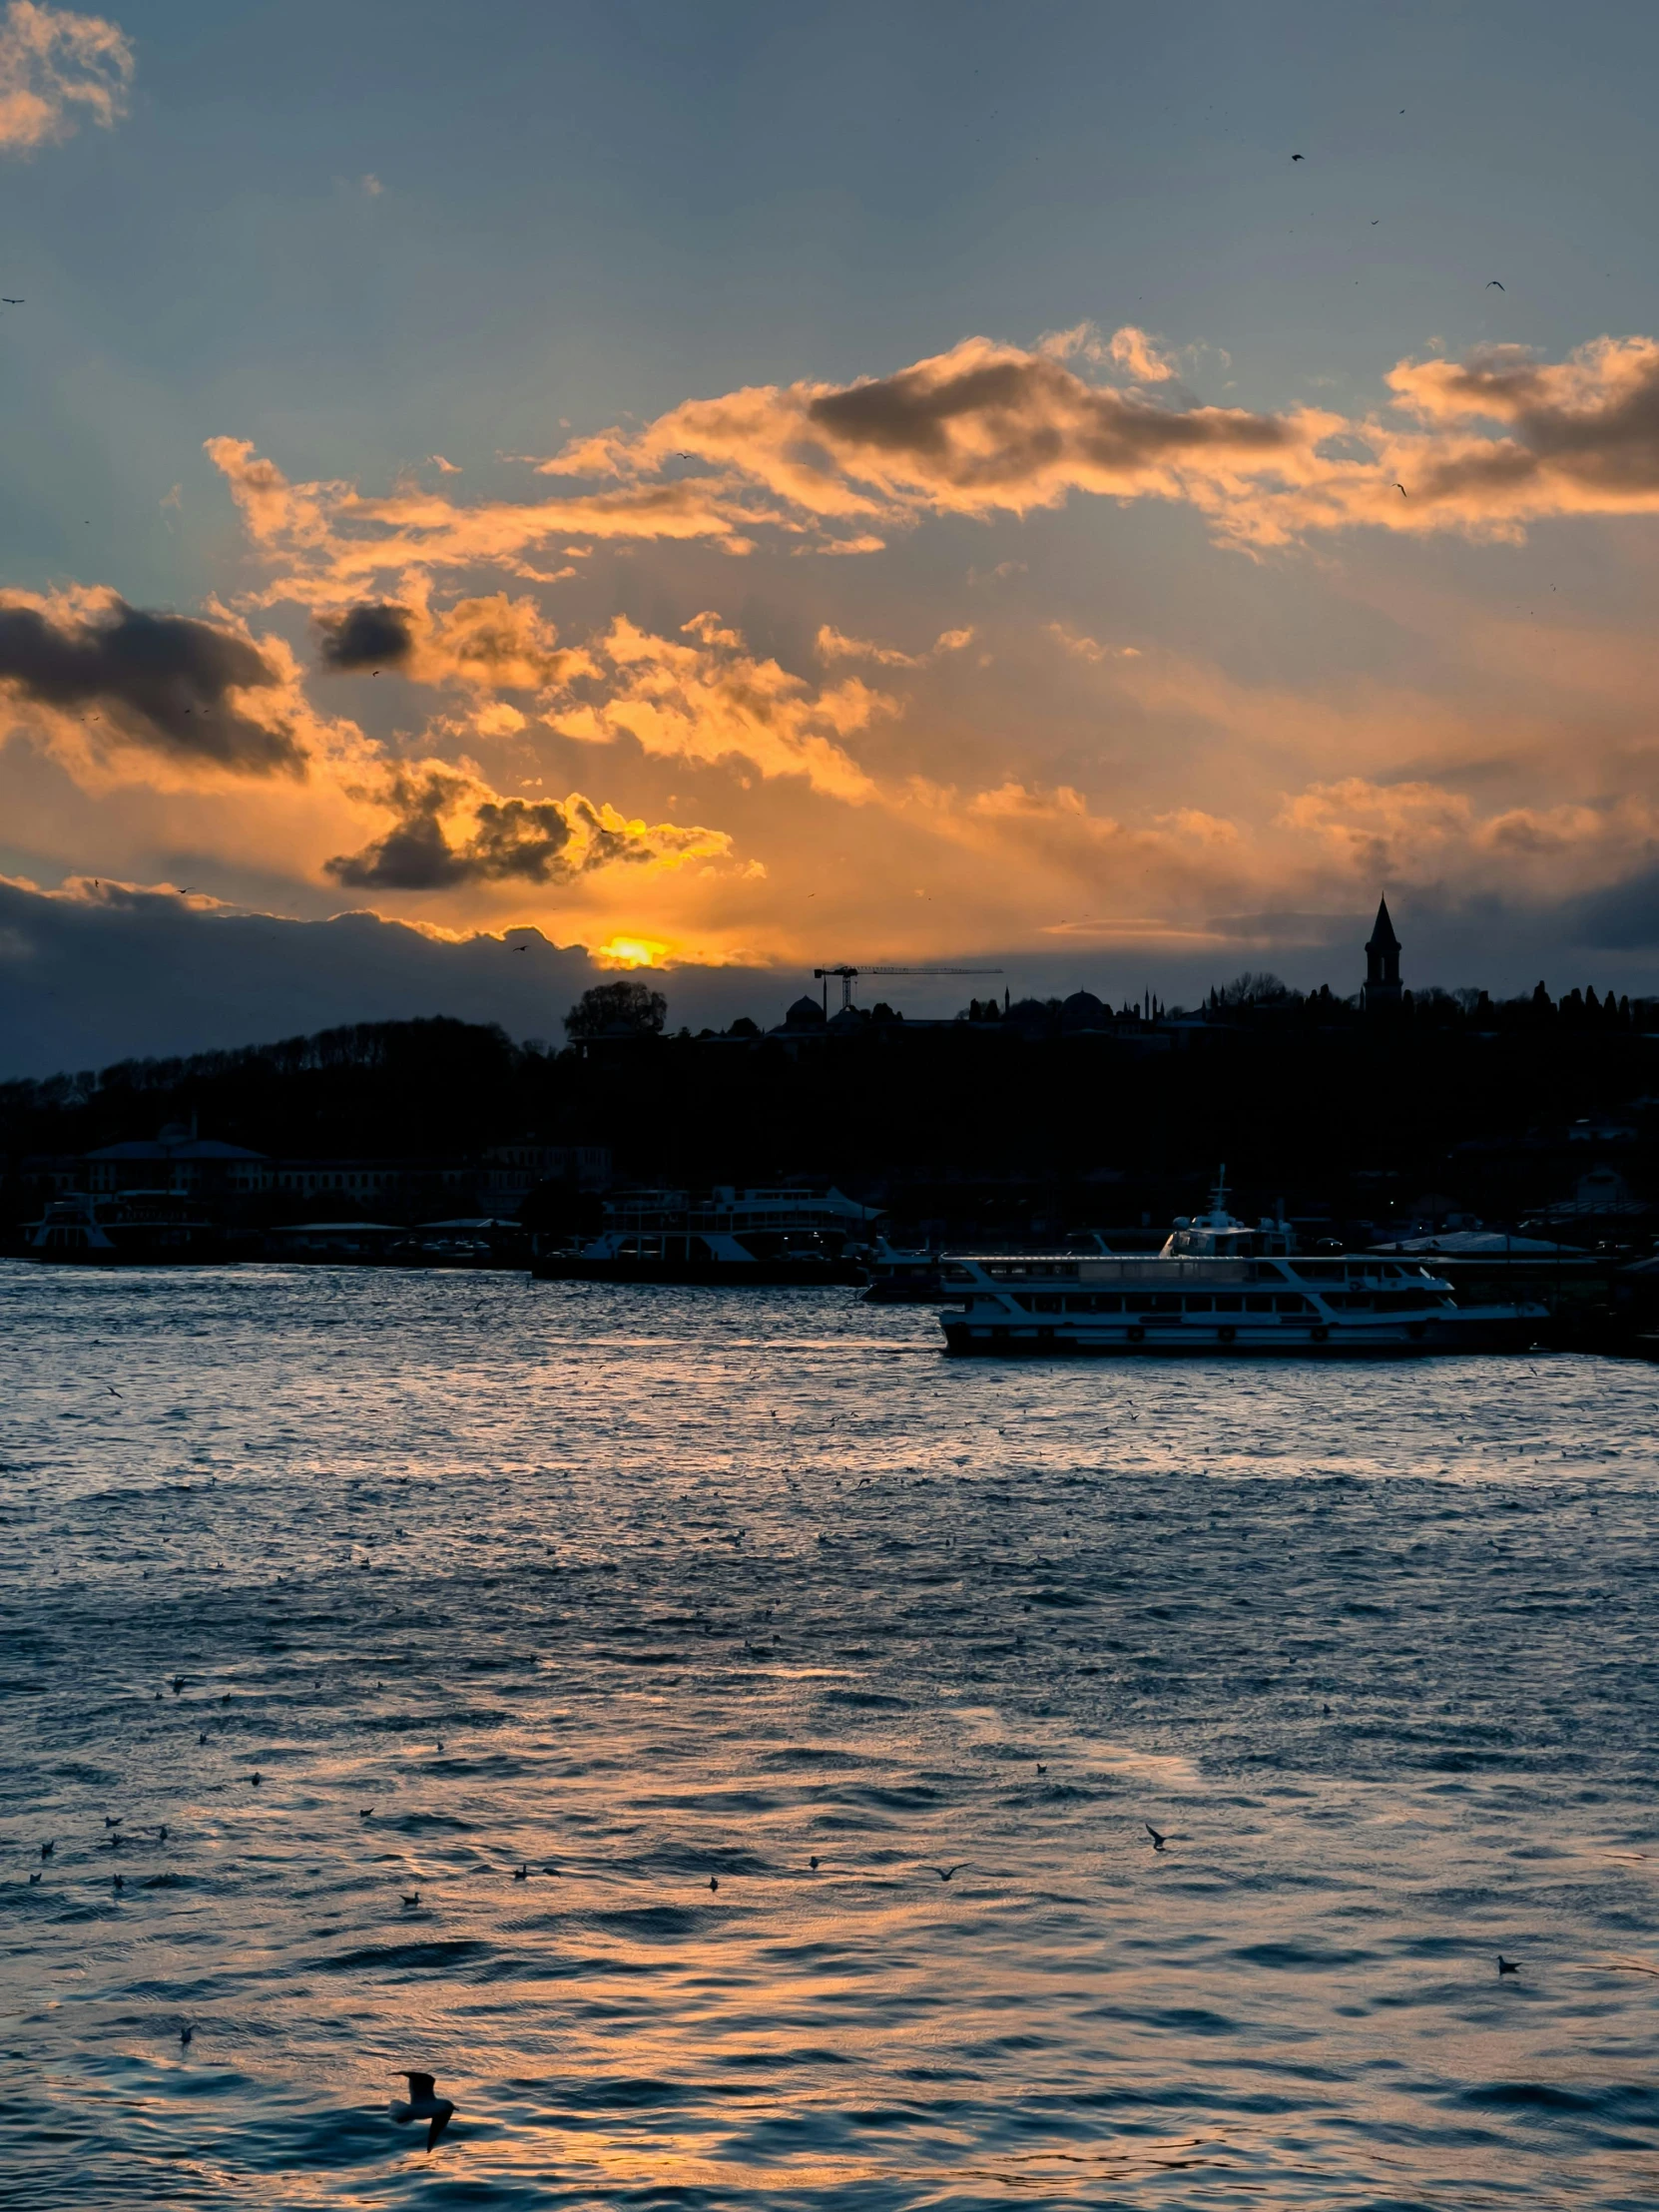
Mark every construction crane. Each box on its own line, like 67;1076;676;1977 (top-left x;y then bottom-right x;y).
813;964;1002;1015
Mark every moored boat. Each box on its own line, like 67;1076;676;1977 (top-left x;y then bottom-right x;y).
23;1190;239;1265
532;1184;880;1284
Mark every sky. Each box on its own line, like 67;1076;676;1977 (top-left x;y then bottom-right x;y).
10;0;1659;1071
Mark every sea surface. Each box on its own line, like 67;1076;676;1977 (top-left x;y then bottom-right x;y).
3;1263;1659;2209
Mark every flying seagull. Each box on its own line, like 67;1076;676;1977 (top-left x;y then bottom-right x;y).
1145;1822;1166;1851
1;297;22;303
391;2071;455;2152
923;1864;965;1882
1486;279;1505;289
1291;153;1304;161
1395;484;1408;497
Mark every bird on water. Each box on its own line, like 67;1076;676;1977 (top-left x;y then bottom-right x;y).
1498;1955;1520;1975
390;2071;454;2151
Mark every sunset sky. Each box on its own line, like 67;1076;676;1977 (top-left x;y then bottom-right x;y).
10;0;1659;1068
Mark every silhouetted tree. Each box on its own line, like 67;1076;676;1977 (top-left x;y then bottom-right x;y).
563;980;668;1040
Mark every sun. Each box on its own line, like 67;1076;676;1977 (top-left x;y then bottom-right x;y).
593;935;672;969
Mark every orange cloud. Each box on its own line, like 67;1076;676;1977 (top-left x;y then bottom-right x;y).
815;623;974;668
315;587;588;692
549;613;885;801
0;0;131;155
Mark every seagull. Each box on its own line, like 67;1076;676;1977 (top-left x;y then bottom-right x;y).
1035;1763;1048;1775
172;1676;186;1695
358;1808;373;1820
1;297;23;303
252;1773;262;1787
1486;279;1504;289
112;1872;125;1892
401;1892;419;1908
108;1386;122;1397
511;1863;528;1880
1291;153;1304;161
709;1877;719;1892
923;1864;965;1882
104;1816;122;1829
40;1841;54;1859
1394;483;1407;497
809;1856;821;1870
1145;1823;1166;1851
390;2071;455;2152
1498;1954;1520;1974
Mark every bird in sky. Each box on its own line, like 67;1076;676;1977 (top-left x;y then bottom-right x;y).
923;1864;965;1882
1486;278;1505;289
1;297;22;303
1291;153;1304;161
391;2071;455;2152
1498;1954;1520;1974
108;1386;122;1397
1146;1822;1166;1851
1395;484;1408;497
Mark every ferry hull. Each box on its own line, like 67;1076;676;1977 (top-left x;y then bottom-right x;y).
941;1313;1543;1357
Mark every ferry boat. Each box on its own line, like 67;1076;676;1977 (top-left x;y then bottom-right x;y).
22;1191;238;1265
532;1184;880;1284
935;1174;1546;1356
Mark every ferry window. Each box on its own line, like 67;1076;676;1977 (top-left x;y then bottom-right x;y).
1245;1294;1273;1313
1125;1293;1154;1312
1152;1294;1181;1313
1215;1294;1242;1313
1275;1294;1308;1314
1185;1294;1213;1313
1033;1295;1062;1313
1095;1294;1122;1313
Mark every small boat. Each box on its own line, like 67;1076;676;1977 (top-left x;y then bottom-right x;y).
533;1184;879;1284
935;1171;1546;1356
22;1191;237;1265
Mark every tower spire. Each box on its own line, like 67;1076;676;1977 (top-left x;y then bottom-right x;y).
1364;896;1403;1012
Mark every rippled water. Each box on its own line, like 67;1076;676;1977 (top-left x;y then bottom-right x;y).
4;1263;1659;2208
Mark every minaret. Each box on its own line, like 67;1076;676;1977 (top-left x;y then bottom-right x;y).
1363;896;1402;1013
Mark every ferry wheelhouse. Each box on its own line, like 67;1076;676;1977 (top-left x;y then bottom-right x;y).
935;1176;1545;1356
532;1185;880;1284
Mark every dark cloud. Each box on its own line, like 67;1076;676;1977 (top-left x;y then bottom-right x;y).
1561;868;1659;949
807;352;1291;492
324;777;712;892
324;775;578;890
0;877;780;1077
0;596;300;773
315;602;416;673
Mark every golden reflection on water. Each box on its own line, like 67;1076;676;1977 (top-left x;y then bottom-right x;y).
4;1270;1659;2206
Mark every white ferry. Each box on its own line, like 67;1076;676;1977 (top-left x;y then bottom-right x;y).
935;1174;1546;1356
532;1185;880;1284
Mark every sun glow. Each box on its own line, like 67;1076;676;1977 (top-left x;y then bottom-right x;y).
593;934;672;969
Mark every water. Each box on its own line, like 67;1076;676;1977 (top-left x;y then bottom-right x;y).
3;1263;1659;2209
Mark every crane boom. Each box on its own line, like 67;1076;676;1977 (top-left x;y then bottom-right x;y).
812;962;1002;1012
